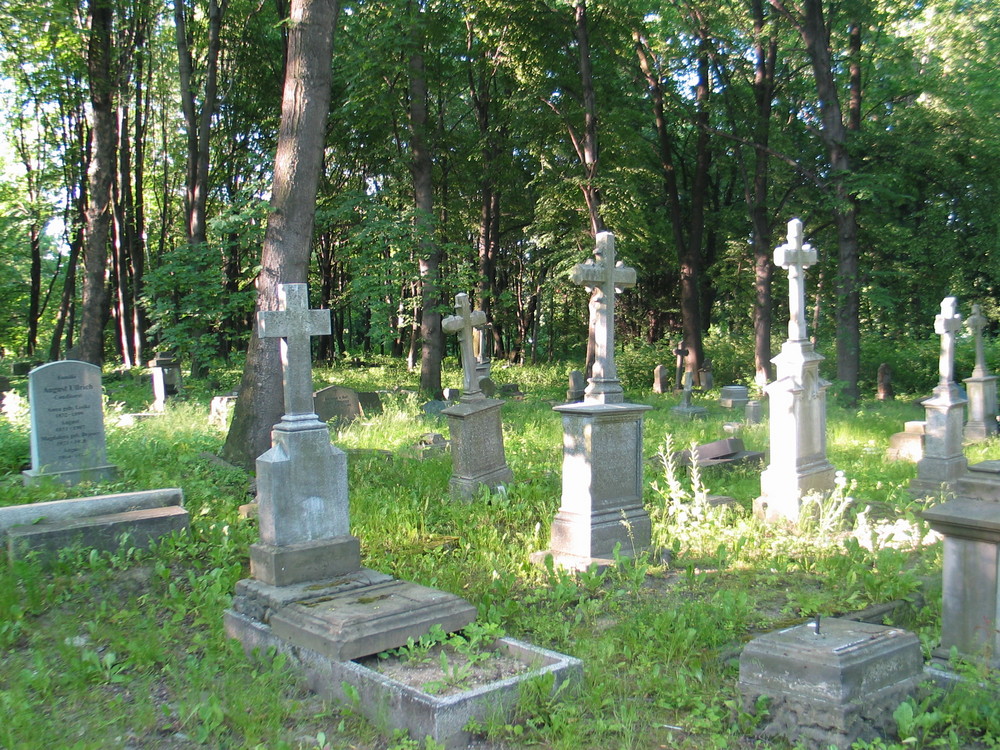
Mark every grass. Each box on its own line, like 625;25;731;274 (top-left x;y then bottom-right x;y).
0;356;998;749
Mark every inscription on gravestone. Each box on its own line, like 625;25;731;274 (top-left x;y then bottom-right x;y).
23;361;118;486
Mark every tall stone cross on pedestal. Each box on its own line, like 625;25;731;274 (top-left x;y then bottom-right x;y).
442;292;488;400
773;218;816;343
967;303;989;378
570;232;636;404
935;296;962;387
257;283;331;425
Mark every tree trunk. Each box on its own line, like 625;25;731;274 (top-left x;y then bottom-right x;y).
221;0;339;469
78;0;116;366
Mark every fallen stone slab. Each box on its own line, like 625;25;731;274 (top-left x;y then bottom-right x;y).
7;506;190;562
673;437;764;469
0;488;184;537
225;608;582;750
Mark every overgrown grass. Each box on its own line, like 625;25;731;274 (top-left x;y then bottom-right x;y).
0;361;997;749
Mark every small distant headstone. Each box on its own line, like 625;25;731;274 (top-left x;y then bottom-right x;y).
443;387;462;402
652;364;670;394
22;360;118;487
963;304;998;441
478;377;497;397
698;358;714;390
876;363;893;401
566;370;586;402
12;362;32;376
744;399;763;424
210;391;239;429
497;383;524;399
314;385;363;423
673;340;689;390
149;352;183;412
887;421;925;462
719;385;750;409
357;391;383;417
422;399;449;417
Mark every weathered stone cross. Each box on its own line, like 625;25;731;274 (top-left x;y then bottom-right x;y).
442;292;488;399
257;283;331;422
773;218;816;343
935;296;962;386
966;303;989;378
570;232;636;403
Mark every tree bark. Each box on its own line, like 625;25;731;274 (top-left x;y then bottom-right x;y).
78;0;116;366
221;0;339;469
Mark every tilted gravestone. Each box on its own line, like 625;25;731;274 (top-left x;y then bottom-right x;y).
652;364;670;394
314;384;364;423
22;361;118;487
566;370;586;402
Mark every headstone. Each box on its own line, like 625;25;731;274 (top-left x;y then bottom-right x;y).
441;293;513;500
671;371;708;419
673;340;688;391
535;233;652;570
755;219;836;523
210;391;239;429
566;370;586;403
698;358;713;390
149;352;182;412
22;361;118;487
442;387;462;402
313;385;363;423
719;385;750;409
497;383;524;399
909;297;968;497
357;391;383;417
886;421;925;462
923;499;1000;668
227;284;475;666
422;400;449;417
876;362;894;401
962;304;998;441
12;362;32;376
473;322;492;386
478;377;497;398
672;437;764;470
738;618;923;750
744;399;763;424
652;364;670;394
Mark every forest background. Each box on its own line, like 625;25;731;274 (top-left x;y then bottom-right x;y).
0;0;997;460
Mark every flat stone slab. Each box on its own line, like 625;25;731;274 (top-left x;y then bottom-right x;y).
231;570;476;661
967;460;1000;475
224;609;581;750
7;505;189;562
739;618;923;750
923;498;1000;542
0;488;185;537
673;437;764;469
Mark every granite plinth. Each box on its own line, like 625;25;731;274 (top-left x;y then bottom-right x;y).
964;374;998;442
442;398;513;501
738;618;923;749
910;384;968;498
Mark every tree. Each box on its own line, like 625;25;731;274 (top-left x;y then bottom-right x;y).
222;0;340;469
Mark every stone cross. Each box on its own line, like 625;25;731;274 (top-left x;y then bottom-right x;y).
774;218;817;342
570;232;636;403
673;340;689;390
967;303;989;378
935;296;962;386
257;283;331;421
442;292;487;399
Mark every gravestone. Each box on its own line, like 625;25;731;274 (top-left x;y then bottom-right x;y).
314;385;363;423
698;358;713;390
671;372;708;419
652;364;670;394
441;293;513;500
738;618;923;750
877;363;894;401
357;391;383;417
672;437;764;470
755;219;836;523
962;304;998;441
673;340;688;390
566;370;586;402
535;232;652;570
442;387;462;402
149;352;182;412
719;385;750;409
22;361;118;487
473;322;492;387
909;297;968;498
744;399;763;424
210;391;239;429
226;284;474;664
886;421;925;462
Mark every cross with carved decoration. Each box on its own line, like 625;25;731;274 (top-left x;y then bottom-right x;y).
935;296;962;386
773;218;817;343
442;292;488;400
569;232;636;403
257;283;331;423
966;303;990;378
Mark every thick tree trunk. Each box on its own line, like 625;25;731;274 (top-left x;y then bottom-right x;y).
221;0;339;469
78;0;116;366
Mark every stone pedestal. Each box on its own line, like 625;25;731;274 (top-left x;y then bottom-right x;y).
738;618;923;750
149;353;182;412
964;374;998;441
909;383;968;498
534;402;652;570
719;385;750;409
755;341;836;523
923;499;1000;667
886;421;925;462
442;397;513;501
958;460;1000;501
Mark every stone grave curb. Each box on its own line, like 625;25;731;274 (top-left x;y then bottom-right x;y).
0;488;184;537
225;609;582;749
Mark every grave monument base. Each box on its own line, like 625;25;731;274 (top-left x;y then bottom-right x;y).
250;535;361;588
909;383;968;498
755;460;838;524
964;374;999;442
957;460;1000;502
227;568;476;662
22;464;118;487
442;397;513;501
738;618;923;750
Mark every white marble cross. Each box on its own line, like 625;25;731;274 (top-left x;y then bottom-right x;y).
935;296;962;386
442;292;488;399
773;218;817;342
570;232;636;403
966;303;989;378
257;283;331;421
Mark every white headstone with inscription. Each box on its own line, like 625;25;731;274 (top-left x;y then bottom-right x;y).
23;361;118;486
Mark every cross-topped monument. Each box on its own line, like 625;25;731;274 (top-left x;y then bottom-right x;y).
935;296;962;386
967;303;989;378
570;232;636;404
774;218;817;343
442;293;488;400
258;284;331;422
